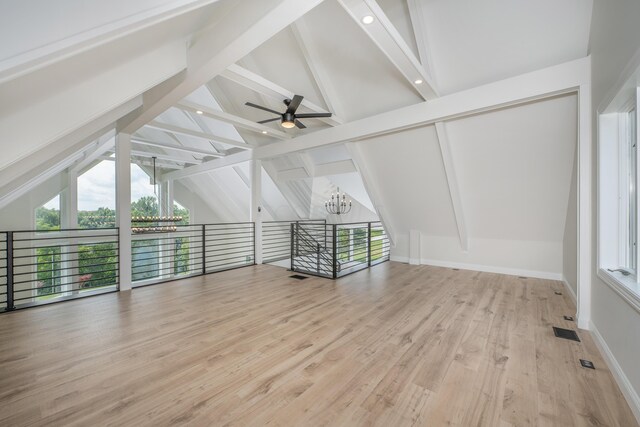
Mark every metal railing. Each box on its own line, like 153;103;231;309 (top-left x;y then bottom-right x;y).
5;228;120;310
132;222;255;287
262;220;326;263
291;221;390;279
0;232;7;311
204;222;254;273
131;224;205;286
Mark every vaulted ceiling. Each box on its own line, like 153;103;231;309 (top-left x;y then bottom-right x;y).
0;0;593;275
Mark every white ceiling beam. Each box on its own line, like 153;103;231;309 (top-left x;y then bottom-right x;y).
220;64;344;126
0;0;224;85
262;161;308;219
161;150;252;181
253;56;590;160
143;120;250;149
98;155;183;170
345;142;396;245
434;122;468;251
132;138;224;157
130;150;203;164
406;0;436;84
277;159;356;181
337;0;438;100
159;57;590;179
69;131;116;173
291;19;347;119
121;0;326;134
177;100;291;140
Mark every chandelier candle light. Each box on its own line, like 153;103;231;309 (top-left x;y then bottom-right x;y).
325;188;352;215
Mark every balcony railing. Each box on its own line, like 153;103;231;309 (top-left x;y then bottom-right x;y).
262;219;326;264
290;221;390;279
0;219;390;312
4;228;120;310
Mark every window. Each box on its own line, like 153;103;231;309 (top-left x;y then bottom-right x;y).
598;85;640;306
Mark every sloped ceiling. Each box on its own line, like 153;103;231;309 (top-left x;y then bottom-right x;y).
419;0;593;94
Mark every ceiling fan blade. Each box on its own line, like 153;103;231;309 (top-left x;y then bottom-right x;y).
294;120;307;129
286;95;304;114
294;112;333;118
257;117;281;124
245;102;281;115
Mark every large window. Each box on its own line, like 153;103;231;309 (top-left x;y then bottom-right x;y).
599;86;640;304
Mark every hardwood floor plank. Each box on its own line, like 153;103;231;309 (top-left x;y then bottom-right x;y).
0;262;636;426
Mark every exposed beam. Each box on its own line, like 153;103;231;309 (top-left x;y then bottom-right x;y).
159;57;590;179
337;0;437;100
278;159;357;180
434;122;468;251
130;150;203;164
132;138;224;157
291;19;346;119
0;0;224;85
406;0;436;84
121;0;326;134
346;142;396;245
143;120;250;149
177;101;291;140
253;57;590;160
98;155;183;170
220;64;344;126
0;96;142;211
161;150;252;180
70;131;116;173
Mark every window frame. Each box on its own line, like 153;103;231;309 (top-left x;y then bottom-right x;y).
598;86;640;312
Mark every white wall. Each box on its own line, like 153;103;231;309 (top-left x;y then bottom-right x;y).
360;95;577;279
590;0;640;418
563;144;578;297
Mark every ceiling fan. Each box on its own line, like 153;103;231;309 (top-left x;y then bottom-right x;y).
244;95;332;129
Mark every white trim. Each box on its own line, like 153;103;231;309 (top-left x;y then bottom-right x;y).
561;275;578;306
389;256;563;281
597;268;640;314
589;321;640;424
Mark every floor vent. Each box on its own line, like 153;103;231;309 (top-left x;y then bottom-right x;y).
518;276;528;279
564;315;574;321
553;326;580;342
580;359;595;369
289;275;308;280
452;268;459;271
554;291;563;295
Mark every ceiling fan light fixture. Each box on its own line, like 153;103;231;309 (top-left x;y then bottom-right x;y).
281;120;296;129
362;15;374;24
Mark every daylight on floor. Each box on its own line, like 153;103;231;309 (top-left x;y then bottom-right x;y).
0;1;639;425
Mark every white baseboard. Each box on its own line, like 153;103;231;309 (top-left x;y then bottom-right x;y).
589;321;640;424
390;256;563;281
561;275;578;305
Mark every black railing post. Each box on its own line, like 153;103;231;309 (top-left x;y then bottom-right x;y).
367;222;372;267
332;224;337;279
201;224;206;275
252;222;256;265
290;223;295;271
6;232;14;311
316;243;321;273
295;221;299;256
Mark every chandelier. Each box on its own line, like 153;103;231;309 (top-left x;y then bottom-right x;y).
325;187;352;215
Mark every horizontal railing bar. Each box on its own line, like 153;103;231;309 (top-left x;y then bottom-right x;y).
13;241;119;254
13;268;120;285
14;277;119;293
13;253;120;268
13;260;119;276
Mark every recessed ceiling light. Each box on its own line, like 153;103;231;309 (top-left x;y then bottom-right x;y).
196;110;203;115
262;130;268;134
362;15;374;24
414;79;423;85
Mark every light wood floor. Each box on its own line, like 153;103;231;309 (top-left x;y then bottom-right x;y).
0;262;636;426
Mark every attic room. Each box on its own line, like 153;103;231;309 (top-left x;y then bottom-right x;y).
0;0;639;425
